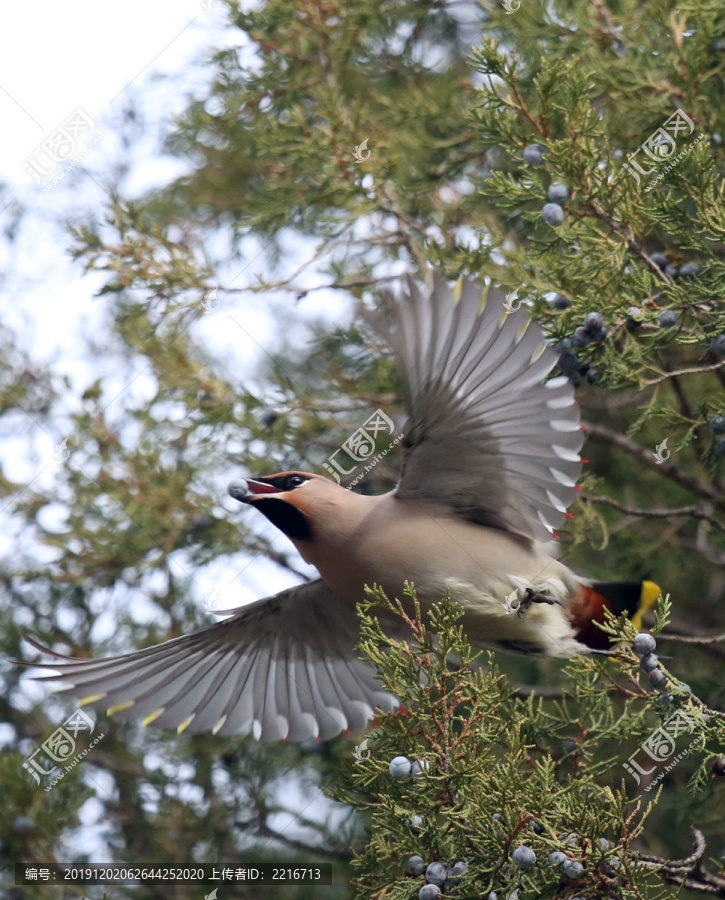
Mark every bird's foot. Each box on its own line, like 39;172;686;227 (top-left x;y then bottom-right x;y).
516;587;564;618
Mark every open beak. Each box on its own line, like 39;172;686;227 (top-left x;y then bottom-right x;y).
228;477;282;503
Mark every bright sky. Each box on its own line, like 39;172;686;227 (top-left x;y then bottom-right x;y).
0;0;348;367
1;1;355;856
0;1;217;170
0;0;347;584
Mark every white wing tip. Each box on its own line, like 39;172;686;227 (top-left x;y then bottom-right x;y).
552;444;582;462
546;375;570;389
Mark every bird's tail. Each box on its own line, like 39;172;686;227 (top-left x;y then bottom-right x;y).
569;580;662;649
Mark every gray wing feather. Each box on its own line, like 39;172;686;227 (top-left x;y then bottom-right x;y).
27;580;397;741
366;275;583;541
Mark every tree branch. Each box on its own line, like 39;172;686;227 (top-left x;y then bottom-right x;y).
236;820;353;861
585;203;670;282
583;422;725;506
582;494;725;533
645;360;725;386
658;631;725;645
632;828;725;896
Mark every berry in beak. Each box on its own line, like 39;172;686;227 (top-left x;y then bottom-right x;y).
227;478;281;503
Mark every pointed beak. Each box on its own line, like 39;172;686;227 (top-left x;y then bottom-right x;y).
227;478;281;504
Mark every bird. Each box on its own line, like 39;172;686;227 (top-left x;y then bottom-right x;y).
25;275;661;742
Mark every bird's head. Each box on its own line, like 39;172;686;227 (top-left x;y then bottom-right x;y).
227;471;338;541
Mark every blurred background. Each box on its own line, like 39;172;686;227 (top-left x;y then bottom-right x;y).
1;0;724;897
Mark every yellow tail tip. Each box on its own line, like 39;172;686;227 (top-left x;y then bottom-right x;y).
79;693;107;706
107;700;135;716
632;580;662;630
142;708;165;727
177;715;195;734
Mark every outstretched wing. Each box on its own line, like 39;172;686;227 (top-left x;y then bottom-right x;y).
368;275;583;542
26;580;397;742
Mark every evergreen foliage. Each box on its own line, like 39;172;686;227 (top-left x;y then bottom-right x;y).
1;0;725;897
333;588;724;898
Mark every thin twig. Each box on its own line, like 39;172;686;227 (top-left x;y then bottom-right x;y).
510;683;564;699
582;494;725;533
658;631;725;645
645;360;725;386
583;422;725;506
586;203;670;282
237;821;353;861
634;826;706;868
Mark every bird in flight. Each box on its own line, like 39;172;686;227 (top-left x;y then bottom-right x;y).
26;276;659;742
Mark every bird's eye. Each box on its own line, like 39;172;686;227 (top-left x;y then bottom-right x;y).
286;475;306;489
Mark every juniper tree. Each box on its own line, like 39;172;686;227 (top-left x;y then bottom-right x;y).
333;588;724;898
2;0;725;898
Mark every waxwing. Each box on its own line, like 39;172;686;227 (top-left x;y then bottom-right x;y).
25;275;660;741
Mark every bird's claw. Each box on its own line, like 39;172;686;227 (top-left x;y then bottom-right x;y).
516;588;564;618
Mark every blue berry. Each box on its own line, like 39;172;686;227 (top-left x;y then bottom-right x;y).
408;855;426;876
549;851;567;865
659;310;678;328
512;845;537;868
712;758;725;775
650;253;668;269
556;338;573;352
488;894;498;900
679;262;701;278
562;739;578;753
626;306;644;327
568;371;581;387
446;861;468;887
492;812;505;823
572;327;591;348
411;759;430;778
599;837;610;850
710;416;725;435
649;669;667;689
640;653;659;673
716;439;725;458
589;325;609;342
389;755;412;779
658;692;673;705
547;183;569;204
665;264;679;278
523;143;546;165
531;820;544;834
712;38;725;52
551;294;571;310
419;885;441;899
425;862;448;886
562;860;584;878
542;203;565;226
558;352;579;373
261;410;279;427
586;368;601;385
633;633;656;656
584;311;604;332
710;335;725;356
